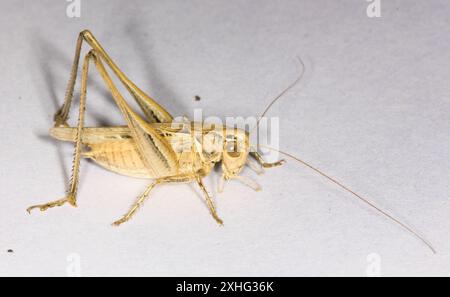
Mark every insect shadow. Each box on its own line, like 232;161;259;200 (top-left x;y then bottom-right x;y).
31;31;71;185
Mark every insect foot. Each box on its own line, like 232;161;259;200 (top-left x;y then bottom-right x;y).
213;214;224;226
262;159;286;168
26;194;77;214
111;216;130;227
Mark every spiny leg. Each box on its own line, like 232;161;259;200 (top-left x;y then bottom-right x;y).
26;197;75;213
196;177;223;225
29;30;178;214
53;31;84;126
55;30;174;127
87;30;173;122
250;151;285;168
35;46;178;214
112;180;160;226
27;51;93;213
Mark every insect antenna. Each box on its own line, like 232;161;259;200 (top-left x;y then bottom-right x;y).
256;56;306;128
261;145;436;254
248;58;435;253
247;56;305;139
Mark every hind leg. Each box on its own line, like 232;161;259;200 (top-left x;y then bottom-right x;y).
27;51;93;213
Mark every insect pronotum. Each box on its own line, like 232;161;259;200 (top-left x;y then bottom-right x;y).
27;30;435;253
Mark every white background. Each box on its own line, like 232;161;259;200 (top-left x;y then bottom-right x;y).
1;0;449;276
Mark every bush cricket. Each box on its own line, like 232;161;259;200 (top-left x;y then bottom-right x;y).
27;30;435;253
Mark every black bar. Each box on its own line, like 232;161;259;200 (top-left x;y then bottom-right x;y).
163;277;301;296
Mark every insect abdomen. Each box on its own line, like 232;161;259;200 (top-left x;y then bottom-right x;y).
84;141;155;178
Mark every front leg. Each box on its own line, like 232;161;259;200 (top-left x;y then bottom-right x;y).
250;151;285;168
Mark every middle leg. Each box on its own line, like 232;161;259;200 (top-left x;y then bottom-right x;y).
196;177;224;225
112;179;162;226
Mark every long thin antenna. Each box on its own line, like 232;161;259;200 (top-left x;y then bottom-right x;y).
249;56;306;136
261;145;436;254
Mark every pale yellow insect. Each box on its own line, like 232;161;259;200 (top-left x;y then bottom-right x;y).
27;30;284;226
28;30;435;253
